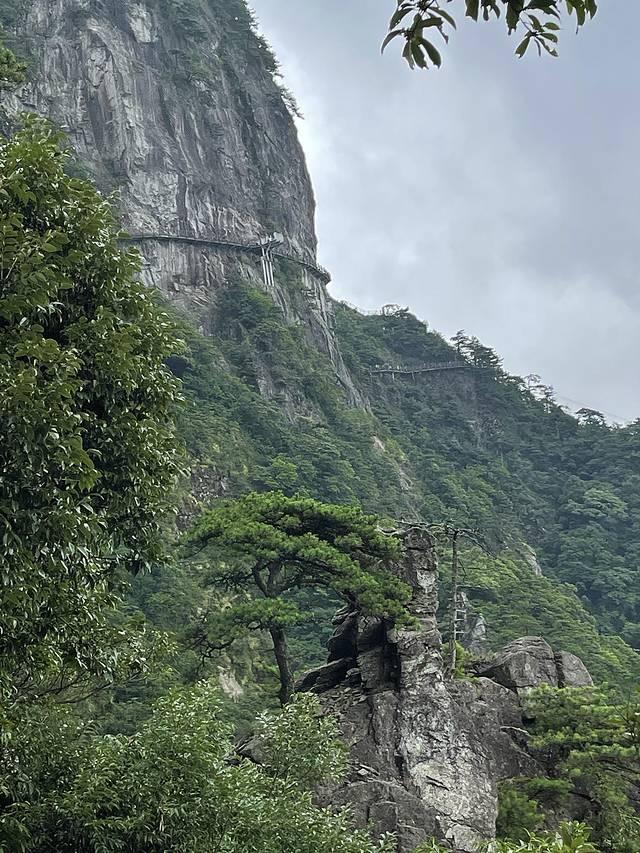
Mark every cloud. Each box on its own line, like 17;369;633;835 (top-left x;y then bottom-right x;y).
251;0;640;420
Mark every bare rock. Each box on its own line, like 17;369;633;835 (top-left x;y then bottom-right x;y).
555;650;594;688
305;530;543;852
477;637;559;694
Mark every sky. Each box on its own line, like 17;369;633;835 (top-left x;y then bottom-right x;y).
249;0;640;423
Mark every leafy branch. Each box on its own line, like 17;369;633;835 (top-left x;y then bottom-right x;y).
382;0;598;70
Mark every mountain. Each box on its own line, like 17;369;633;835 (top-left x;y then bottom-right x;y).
4;1;640;849
5;0;639;693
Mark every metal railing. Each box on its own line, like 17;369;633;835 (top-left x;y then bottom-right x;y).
122;233;331;284
368;361;471;376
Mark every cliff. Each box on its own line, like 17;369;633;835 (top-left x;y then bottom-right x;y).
300;530;592;851
5;0;361;402
5;1;640;847
7;0;639;690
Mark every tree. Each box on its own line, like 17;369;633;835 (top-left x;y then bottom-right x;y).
4;683;397;853
522;685;640;852
0;119;183;702
383;0;598;70
0;42;26;88
416;822;599;851
187;491;410;704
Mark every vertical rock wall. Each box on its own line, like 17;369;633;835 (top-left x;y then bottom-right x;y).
4;0;363;403
301;529;541;852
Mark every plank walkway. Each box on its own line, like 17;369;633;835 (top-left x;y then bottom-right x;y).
123;233;331;284
368;361;472;376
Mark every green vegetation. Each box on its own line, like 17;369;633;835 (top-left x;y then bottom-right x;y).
334;305;640;685
383;0;598;71
0;119;182;703
0;114;402;853
522;686;640;852
417;822;599;852
0;120;183;848
2;686;397;853
495;686;640;851
187;491;408;703
175;282;412;513
158;0;280;87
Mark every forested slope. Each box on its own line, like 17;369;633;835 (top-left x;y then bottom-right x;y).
165;279;640;690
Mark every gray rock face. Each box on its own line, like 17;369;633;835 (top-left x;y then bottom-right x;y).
5;0;364;406
554;650;594;688
477;637;560;693
476;637;593;694
298;536;595;852
457;590;488;654
304;531;542;852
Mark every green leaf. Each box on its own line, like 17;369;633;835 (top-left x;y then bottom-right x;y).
466;0;480;21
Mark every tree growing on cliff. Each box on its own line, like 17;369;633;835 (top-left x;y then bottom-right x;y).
384;0;598;71
186;491;410;704
0;41;25;88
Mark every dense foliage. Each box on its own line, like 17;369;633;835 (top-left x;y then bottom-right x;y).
0;121;183;845
187;491;408;702
522;686;640;851
418;821;599;852
2;685;398;853
174;288;640;690
0;120;182;700
334;305;640;683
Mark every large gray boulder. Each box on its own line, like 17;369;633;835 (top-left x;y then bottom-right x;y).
476;637;593;694
554;650;594;688
477;637;559;693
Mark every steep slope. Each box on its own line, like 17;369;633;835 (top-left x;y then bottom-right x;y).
4;0;639;691
334;306;640;657
3;0;361;402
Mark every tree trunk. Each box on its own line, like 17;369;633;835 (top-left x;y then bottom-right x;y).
269;625;294;706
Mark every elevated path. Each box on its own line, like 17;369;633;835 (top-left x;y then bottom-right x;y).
368;361;477;376
123;233;331;284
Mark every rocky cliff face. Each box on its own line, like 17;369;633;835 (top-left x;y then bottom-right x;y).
299;530;592;852
5;0;362;403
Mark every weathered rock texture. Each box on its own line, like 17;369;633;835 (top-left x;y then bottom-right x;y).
476;636;593;694
4;0;363;404
301;530;542;852
300;531;593;852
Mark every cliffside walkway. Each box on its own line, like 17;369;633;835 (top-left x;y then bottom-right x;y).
123;233;332;284
368;361;473;376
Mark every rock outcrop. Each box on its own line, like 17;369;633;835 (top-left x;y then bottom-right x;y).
3;0;364;405
476;637;593;694
301;530;541;851
300;531;593;852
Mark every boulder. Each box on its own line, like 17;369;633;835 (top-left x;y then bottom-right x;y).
476;636;559;693
476;637;593;695
555;650;594;688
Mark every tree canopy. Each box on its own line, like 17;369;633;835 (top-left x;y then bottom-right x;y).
384;0;598;70
0;119;183;702
187;491;409;702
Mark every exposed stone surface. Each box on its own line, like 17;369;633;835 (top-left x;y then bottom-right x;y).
477;637;559;693
476;637;593;695
297;535;595;852
4;0;364;406
554;650;594;688
519;543;544;576
457;590;488;654
303;531;542;852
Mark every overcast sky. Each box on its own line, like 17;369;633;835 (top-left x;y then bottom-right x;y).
250;0;639;422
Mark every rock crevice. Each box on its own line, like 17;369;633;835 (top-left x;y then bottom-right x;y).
300;531;592;852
